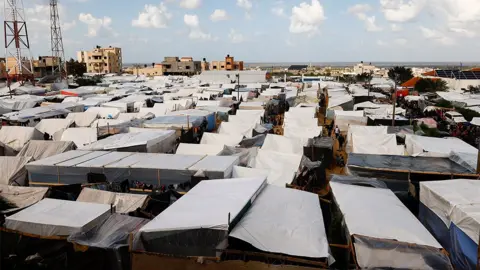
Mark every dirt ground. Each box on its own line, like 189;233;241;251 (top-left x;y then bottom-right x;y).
318;113;348;178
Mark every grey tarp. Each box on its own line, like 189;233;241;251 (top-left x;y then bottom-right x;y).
0;184;48;214
0;156;32;186
330;174;388;189
17;140;76;161
77;188;148;213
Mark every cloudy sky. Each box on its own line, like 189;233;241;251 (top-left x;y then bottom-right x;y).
14;0;480;63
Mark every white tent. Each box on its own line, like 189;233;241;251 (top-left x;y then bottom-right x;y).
17;140;76;161
230;185;330;259
0;126;43;154
218;122;253;138
175;143;224;156
405;135;477;157
0;185;48;213
66;112;98;127
262;134;305;155
352;134;404;155
56;128;97;147
35;118;74;135
77;188;148;213
200;132;243;146
232;165;296;188
0;156;32;185
4;198;111;237
331;182;445;269
471;117;480;126
86;107;121;119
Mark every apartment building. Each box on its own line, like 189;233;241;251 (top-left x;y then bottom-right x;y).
161;57;201;75
210;55;244;71
77;46;122;74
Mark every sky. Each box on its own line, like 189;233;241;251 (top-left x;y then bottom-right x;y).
7;0;480;63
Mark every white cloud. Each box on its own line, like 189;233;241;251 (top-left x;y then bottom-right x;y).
132;3;172;28
78;13;113;37
347;4;372;14
380;0;427;22
348;4;382;32
184;14;214;41
433;0;480;37
420;26;455;45
180;0;201;9
272;7;285;17
377;40;387;46
229;29;245;43
289;0;326;35
237;0;252;10
364;16;383;32
210;9;228;21
391;23;403;32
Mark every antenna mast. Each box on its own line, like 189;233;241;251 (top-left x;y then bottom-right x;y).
4;0;34;86
50;0;67;81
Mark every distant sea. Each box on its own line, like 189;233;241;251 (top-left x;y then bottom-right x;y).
124;62;480;69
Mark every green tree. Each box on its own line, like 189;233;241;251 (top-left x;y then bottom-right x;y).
66;58;86;78
355;72;373;83
75;75;102;87
467;85;480;94
388;66;413;84
414;78;448;93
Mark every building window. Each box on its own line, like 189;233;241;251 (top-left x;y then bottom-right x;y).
88;57;91;60
213;66;217;69
186;66;190;70
104;63;107;66
221;66;225;69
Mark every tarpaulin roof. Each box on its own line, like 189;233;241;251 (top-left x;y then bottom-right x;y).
0;156;32;186
143;115;203;129
17;140;75;161
66;112;98;127
80;130;175;152
347;153;473;175
262;134;306;155
86;107;121;119
0;126;43;152
405;135;477;157
176;143;224;156
77;188;148;213
56;128;97;147
5;198;111;237
0;184;48;213
230;185;330;259
35;119;74;135
421;180;480;245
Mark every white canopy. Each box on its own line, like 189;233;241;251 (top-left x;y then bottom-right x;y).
35;119;74;135
230;185;330;258
405;135;477;157
5;198;111;237
352;134;404;155
200;132;243;146
77;188;147;214
0;126;43;152
139;178;266;233
218;122;253;138
262;134;306;155
175;143;224;156
86;107;121;119
56;128;97;147
420;180;480;245
66;112;98;127
17;140;75;161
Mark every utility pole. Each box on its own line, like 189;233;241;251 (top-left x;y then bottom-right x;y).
236;73;240;101
392;78;398;126
4;0;34;87
50;0;67;82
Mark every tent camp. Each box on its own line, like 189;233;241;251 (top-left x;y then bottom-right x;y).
56;128;97;147
4;198;111;237
132;178;266;257
0;126;43;155
351;133;404;155
17;140;75;161
77;188;148;213
80;131;176;153
0;156;32;186
261;134;306;155
218;122;254;138
330;182;452;269
420;180;480;270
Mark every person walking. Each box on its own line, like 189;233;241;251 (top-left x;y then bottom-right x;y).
338;134;345;151
334;125;340;139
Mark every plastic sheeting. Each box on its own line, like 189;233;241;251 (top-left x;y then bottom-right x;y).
0;185;48;213
0;156;32;186
133;178;266;255
232;166;269;180
347;125;388;153
261;134;306;155
175;143;224;156
218;122;254;138
35;119;74;135
17;140;75;161
334;114;367;131
449;151;478;173
77;188;148;213
219;147;259;167
0;126;43;153
66;112;98;127
200;132;243;146
143;115;203;130
56;128;98;147
86;107;121;119
80;130;176;153
254;149;302;174
284;126;322;140
230;185;330;259
352;134;404;155
5;198;111;237
471;117;480;126
330;174;388;189
188;155;239;179
405;135;477;157
91;119;131;128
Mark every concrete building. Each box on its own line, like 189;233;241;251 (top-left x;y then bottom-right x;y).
77;46;122;74
161;57;201;75
135;64;164;77
210;55;244;71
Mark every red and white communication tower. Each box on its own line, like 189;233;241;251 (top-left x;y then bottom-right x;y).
3;0;34;86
